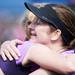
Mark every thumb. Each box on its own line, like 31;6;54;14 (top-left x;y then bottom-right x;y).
13;39;24;45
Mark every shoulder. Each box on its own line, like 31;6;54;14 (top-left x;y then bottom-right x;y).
28;43;51;54
30;43;50;50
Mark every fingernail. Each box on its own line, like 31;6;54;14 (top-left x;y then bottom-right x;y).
15;57;19;60
10;58;13;61
4;58;7;61
18;53;21;57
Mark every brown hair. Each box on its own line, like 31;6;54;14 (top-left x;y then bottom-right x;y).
52;5;75;49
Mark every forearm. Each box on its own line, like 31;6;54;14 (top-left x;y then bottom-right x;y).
29;53;73;74
23;44;75;74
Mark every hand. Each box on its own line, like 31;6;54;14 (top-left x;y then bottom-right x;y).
0;39;23;61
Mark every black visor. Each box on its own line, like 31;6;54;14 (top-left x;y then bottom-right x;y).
24;2;74;44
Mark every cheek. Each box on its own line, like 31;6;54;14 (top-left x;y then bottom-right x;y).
36;33;50;44
35;26;51;44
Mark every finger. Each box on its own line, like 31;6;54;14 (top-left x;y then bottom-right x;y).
6;45;19;60
0;51;7;61
13;39;24;45
11;45;20;57
4;49;13;61
10;39;24;56
0;41;10;61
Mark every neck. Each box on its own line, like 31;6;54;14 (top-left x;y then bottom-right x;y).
30;36;66;53
29;36;37;43
50;44;65;53
45;41;66;53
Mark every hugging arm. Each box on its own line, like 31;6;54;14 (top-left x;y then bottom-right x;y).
22;44;75;74
0;40;75;74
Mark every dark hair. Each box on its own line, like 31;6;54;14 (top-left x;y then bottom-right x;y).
52;5;75;49
31;17;56;32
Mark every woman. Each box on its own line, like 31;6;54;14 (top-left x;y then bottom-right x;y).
21;3;75;74
1;3;75;75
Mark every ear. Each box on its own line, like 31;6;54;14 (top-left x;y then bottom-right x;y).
50;29;61;41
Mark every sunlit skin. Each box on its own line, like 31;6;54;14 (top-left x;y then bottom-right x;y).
0;68;4;75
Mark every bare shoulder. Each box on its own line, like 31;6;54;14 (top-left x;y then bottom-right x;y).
30;43;50;49
29;43;50;52
22;44;51;65
28;43;53;56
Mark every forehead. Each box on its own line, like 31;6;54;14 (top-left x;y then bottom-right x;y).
35;24;51;33
35;24;50;29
